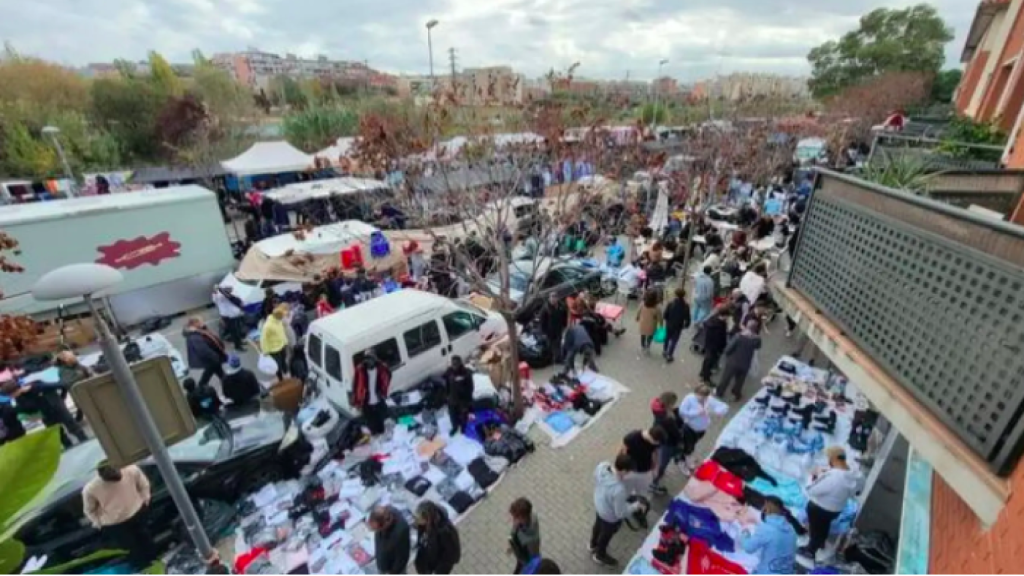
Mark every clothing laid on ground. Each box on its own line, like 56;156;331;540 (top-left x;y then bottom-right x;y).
711;447;778;485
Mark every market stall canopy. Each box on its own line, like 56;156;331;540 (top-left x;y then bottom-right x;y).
129;164;227;184
314;137;357;164
221;141;315;176
262;177;389;205
416;164;517;194
236;220;405;282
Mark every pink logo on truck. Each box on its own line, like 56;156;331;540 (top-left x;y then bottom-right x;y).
96;232;181;270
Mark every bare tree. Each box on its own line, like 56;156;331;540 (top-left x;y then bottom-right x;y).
354;80;639;417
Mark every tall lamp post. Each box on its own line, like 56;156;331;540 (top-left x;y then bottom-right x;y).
426;19;439;87
651;59;668;136
32;263;217;566
42;126;76;197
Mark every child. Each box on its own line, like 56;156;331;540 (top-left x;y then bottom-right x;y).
508;497;541;574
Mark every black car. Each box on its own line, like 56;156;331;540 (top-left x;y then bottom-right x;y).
489;258;603;323
13;414;289;569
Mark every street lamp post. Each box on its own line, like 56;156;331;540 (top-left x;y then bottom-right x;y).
42;126;75;197
426;19;439;87
651;59;669;137
32;263;218;567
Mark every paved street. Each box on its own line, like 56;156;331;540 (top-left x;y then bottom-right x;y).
156;286;813;574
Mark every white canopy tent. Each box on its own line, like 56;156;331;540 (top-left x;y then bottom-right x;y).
221;141;315;176
314;137;357;164
263;177;389;205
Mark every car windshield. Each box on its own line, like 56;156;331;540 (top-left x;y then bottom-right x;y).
28;414;285;515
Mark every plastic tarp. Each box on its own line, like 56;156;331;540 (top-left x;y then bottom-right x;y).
235;220;407;282
221;141;315;176
314;137;356;164
262;177;388;205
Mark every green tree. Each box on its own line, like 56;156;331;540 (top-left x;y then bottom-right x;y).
148;50;182;97
807;4;954;98
0;122;56;177
638;103;668;125
112;58;137;79
89;78;168;162
931;68;962;103
283;106;359;151
268;74;308;109
191;64;254;122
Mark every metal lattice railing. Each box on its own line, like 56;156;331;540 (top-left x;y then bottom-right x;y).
789;170;1024;474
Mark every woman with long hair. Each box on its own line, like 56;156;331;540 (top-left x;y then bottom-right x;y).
636;289;663;355
413;501;462;574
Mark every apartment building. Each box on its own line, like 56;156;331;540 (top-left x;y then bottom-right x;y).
955;0;1024;222
211;49;395;91
704;73;808;101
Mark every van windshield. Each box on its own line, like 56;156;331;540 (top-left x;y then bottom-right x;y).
455;299;489;316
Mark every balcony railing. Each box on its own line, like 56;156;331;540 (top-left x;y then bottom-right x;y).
788;169;1024;475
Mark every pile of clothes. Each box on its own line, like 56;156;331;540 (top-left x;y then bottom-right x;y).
532;372;614;437
231;406;533;574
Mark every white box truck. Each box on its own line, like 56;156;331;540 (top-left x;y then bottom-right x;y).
0;186;235;325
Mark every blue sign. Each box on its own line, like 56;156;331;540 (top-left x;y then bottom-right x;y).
896;447;932;574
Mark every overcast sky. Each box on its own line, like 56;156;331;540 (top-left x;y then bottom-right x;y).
2;0;972;81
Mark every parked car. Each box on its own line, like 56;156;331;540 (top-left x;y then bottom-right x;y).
306;290;508;415
13;413;288;569
488;258;603;323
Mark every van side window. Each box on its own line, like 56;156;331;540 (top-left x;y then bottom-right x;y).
442;311;476;340
404;321;442;357
308;333;323;367
353;338;402;370
325;345;342;380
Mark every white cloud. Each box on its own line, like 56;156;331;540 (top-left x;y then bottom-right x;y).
0;0;973;80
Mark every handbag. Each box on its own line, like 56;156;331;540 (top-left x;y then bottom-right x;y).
653;326;667;343
257;354;279;375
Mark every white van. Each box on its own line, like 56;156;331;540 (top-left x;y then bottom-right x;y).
306;290;508;415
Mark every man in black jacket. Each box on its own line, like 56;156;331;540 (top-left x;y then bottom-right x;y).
700;307;730;384
369;505;411;575
537;293;568;365
661;288;691;363
445;356;474;435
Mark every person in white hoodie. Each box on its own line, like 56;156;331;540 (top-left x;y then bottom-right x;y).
590;454;643;567
677;385;729;472
800;446;859;562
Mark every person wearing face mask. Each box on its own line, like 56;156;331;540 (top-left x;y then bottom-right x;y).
800;446;860;564
353;353;392;434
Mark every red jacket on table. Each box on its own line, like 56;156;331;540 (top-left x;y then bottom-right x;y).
352;361;392;409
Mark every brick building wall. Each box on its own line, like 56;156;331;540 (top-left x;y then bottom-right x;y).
930;463;1024;573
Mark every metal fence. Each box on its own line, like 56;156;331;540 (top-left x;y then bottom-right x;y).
789;169;1024;475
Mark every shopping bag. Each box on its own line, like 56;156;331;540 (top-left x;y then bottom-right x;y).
653;326;667;343
257;354;278;376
